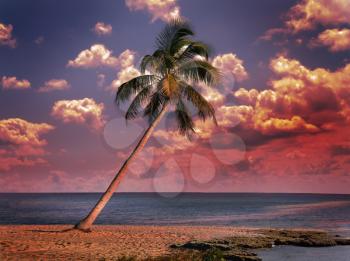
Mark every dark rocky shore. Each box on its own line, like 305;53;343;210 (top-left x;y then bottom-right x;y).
170;229;350;261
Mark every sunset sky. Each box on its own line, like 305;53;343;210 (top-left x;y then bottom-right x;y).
1;0;350;193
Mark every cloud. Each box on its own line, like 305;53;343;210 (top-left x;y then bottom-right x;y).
0;118;54;171
331;144;350;156
107;49;141;92
125;0;180;22
51;98;105;130
216;105;254;128
285;0;350;33
153;129;195;152
0;118;54;146
97;73;106;88
192;53;249;135
232;55;350;135
93;22;112;36
38;79;70;92
221;125;350;193
67;45;138;73
117;49;136;68
259;28;289;41
0;168;118;192
0;22;16;48
269;55;350;95
1;76;31;90
260;0;350;40
67;44;118;68
0;157;47;172
311;28;350;52
108;66;141;93
257;116;319;135
234;88;259;106
212;53;248;82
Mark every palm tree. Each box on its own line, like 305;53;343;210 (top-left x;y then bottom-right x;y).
74;19;220;231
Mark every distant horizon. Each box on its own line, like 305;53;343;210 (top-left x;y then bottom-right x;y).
1;192;350;195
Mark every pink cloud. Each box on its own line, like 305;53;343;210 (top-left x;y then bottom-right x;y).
125;0;180;22
0;157;47;172
0;22;16;48
311;28;350;52
107;49;141;92
1;76;31;90
38;79;70;92
0;118;54;171
51;98;105;130
260;0;350;40
93;22;112;36
285;0;350;33
231;55;350;135
212;53;248;82
0;118;54;146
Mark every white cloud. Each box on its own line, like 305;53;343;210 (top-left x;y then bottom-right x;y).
67;44;119;68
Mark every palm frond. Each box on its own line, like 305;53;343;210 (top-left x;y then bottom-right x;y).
140;55;156;74
175;40;211;60
125;87;151;121
156;18;193;53
180;82;217;124
176;60;220;86
140;50;177;75
115;75;156;105
144;91;169;123
175;99;195;136
115;19;219;130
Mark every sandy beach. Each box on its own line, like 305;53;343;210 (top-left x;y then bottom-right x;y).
0;225;261;260
1;225;350;260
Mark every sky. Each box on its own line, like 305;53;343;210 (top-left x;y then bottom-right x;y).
0;0;350;193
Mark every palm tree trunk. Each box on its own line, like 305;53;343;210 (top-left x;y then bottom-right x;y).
74;105;168;232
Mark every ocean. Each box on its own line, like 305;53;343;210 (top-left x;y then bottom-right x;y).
1;193;350;260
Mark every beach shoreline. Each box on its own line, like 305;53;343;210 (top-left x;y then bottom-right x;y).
1;225;349;260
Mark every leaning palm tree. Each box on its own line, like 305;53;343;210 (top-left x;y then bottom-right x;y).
74;19;220;231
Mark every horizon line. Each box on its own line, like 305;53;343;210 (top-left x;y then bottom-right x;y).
1;192;350;195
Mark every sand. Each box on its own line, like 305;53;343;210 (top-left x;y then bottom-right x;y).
0;225;261;260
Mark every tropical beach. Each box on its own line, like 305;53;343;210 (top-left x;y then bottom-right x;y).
1;0;350;260
0;225;261;260
1;193;350;260
1;225;349;260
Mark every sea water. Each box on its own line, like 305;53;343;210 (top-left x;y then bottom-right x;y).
1;193;349;260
